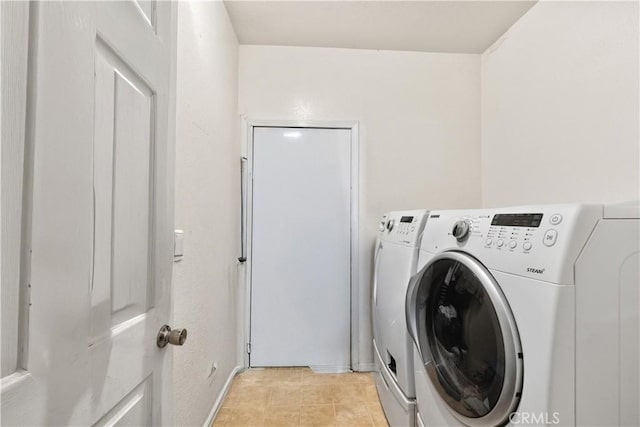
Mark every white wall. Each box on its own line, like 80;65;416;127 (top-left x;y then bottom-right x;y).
239;45;482;366
482;1;639;207
174;2;240;425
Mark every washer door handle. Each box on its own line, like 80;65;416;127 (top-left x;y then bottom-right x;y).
372;241;383;307
405;269;423;359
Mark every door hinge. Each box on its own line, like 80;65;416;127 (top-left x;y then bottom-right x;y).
246;342;251;354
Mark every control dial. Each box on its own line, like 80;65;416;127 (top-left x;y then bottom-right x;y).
452;220;471;242
379;220;386;232
386;219;395;232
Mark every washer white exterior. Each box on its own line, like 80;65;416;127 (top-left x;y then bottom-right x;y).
373;210;429;427
406;203;640;426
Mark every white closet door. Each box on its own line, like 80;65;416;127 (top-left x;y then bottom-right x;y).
251;127;351;371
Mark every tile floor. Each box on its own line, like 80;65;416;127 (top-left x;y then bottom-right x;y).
212;367;389;427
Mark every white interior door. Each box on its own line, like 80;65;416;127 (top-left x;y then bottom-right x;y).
250;127;352;372
1;2;176;425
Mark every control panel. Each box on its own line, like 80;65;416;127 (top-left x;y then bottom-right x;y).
378;210;429;246
484;212;565;253
421;205;603;284
480;212;541;254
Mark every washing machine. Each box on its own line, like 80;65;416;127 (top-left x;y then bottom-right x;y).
405;202;639;426
373;210;429;427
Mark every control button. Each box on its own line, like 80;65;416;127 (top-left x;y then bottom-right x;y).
550;214;563;225
509;240;517;249
523;242;532;251
497;239;504;248
410;226;416;232
485;238;493;246
543;229;558;247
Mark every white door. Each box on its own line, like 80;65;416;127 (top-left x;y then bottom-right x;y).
250;127;352;372
1;2;176;425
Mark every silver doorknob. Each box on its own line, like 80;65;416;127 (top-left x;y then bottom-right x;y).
157;324;188;348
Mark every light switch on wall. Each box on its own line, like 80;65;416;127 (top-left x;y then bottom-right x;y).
174;230;184;260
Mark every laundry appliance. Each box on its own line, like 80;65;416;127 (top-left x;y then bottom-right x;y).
406;203;639;426
373;210;429;427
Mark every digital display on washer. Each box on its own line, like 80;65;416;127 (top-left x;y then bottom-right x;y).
400;216;414;223
491;213;543;227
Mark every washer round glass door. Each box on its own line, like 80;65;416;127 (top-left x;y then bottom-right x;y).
413;251;523;426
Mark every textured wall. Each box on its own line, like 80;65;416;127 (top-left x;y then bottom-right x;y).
174;2;241;425
239;45;482;367
481;1;639;207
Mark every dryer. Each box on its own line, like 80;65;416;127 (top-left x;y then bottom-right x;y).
373;210;429;427
406;203;639;426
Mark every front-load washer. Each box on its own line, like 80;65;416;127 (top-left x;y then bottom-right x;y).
373;210;429;427
406;202;639;426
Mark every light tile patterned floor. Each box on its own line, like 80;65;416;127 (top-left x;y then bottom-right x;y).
212;367;390;427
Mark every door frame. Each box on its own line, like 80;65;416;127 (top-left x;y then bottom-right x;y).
239;118;360;371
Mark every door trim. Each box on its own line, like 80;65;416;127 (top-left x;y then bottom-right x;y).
240;118;360;371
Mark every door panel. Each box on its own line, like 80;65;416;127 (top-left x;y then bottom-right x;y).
90;1;174;425
93;376;153;427
1;2;176;425
102;39;154;326
250;127;352;371
92;37;156;337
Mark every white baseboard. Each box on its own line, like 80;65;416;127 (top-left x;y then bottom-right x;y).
357;362;376;372
310;365;351;374
202;365;241;427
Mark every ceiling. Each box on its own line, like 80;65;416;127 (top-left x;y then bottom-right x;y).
223;1;537;54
